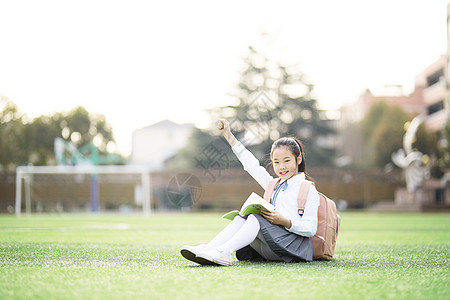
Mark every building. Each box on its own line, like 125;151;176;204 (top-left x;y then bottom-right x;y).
412;3;450;132
339;4;450;210
341;4;450;132
340;85;426;127
130;119;195;169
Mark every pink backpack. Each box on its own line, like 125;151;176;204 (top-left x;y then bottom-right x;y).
263;179;341;260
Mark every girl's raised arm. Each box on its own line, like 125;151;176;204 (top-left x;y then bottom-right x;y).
217;118;273;189
217;119;238;147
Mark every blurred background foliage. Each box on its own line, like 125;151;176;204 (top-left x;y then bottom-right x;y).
168;45;448;178
0;95;121;170
1;43;449;178
169;45;336;170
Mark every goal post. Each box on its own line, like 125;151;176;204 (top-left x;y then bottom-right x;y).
15;165;152;216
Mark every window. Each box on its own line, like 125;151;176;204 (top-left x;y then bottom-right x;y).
427;99;445;115
426;68;444;87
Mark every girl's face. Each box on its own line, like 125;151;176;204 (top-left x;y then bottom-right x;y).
271;146;302;180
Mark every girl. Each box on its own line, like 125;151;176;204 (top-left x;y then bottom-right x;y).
180;119;319;266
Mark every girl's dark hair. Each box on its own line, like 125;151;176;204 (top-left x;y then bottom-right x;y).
270;136;313;181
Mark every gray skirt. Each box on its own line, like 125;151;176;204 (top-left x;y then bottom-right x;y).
238;213;313;262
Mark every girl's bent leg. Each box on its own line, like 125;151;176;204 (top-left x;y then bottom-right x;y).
217;214;260;254
207;215;246;247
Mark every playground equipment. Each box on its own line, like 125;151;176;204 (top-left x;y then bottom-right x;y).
53;138;125;212
54;137;125;166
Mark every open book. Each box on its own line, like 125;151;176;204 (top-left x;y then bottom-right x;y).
222;192;275;221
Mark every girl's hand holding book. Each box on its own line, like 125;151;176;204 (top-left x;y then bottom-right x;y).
260;210;292;229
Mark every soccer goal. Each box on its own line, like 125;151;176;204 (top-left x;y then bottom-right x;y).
15;165;152;215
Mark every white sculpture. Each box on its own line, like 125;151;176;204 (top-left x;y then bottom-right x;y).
391;114;428;192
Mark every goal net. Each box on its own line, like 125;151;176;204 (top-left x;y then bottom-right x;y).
15;165;151;215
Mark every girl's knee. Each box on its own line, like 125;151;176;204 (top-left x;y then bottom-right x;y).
247;213;258;221
232;215;246;224
247;214;260;227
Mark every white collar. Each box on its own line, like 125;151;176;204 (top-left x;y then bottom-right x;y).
281;172;305;185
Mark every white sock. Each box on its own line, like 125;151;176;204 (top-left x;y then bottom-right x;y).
217;214;260;254
207;215;246;247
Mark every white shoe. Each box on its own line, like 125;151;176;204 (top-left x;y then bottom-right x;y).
180;244;216;265
196;247;232;266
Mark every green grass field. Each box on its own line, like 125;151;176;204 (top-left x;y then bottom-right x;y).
0;212;449;300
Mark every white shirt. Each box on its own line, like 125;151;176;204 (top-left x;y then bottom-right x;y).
232;141;319;237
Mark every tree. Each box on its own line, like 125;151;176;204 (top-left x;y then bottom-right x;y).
27;106;119;165
23;114;63;165
0;98;121;168
360;102;414;168
166;127;241;172
60;106;115;151
212;46;335;166
0;96;27;170
438;116;450;173
370;110;408;167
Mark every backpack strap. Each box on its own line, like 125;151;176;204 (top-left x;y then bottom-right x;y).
297;180;315;217
263;178;281;203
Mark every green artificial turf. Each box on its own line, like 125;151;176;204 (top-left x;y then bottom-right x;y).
0;212;449;300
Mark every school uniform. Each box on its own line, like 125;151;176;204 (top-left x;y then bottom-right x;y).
232;141;320;262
